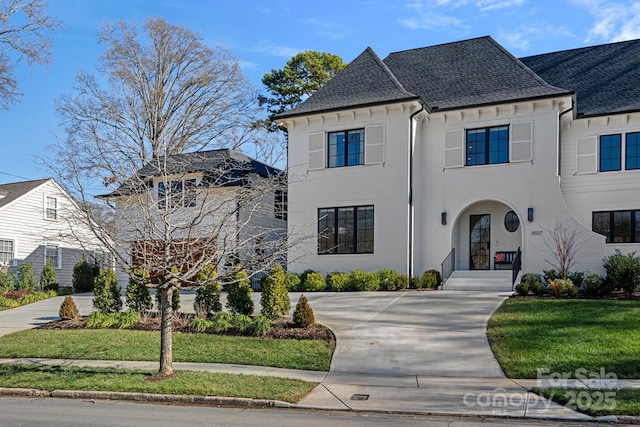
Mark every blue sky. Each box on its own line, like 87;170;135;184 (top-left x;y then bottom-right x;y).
1;0;639;184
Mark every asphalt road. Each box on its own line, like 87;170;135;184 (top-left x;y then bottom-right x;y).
0;397;625;427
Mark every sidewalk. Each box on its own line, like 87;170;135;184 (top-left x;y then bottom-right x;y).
2;292;639;422
2;357;639;421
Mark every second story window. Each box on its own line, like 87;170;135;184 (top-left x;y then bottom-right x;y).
274;189;287;221
626;132;640;170
158;179;197;209
45;196;57;220
328;129;364;168
466;126;509;166
599;134;621;172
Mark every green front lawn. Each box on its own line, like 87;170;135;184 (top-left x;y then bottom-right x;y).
0;329;331;371
0;364;315;403
487;298;640;378
534;388;640;417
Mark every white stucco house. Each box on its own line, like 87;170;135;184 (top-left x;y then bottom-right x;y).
278;36;640;283
101;149;287;285
0;178;109;287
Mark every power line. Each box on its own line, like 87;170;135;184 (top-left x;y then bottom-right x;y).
0;171;32;181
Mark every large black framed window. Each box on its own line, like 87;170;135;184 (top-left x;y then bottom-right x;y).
593;210;640;243
328;129;364;168
318;205;374;254
599;134;621;172
466;125;509;166
626;132;640;170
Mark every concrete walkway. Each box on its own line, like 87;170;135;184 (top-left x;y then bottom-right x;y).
1;290;636;421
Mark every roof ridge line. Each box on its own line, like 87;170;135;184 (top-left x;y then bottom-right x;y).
486;36;571;94
364;47;416;98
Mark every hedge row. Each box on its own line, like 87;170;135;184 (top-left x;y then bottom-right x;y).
285;268;442;292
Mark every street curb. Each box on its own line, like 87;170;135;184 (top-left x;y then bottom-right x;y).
0;387;294;408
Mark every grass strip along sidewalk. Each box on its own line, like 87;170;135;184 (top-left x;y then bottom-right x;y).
0;364;314;403
488;298;640;416
0;329;331;371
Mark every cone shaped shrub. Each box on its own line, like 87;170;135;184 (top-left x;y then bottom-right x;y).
260;264;290;319
226;264;254;316
93;268;122;313
40;262;58;292
194;265;222;317
293;294;315;327
59;295;80;321
126;268;152;313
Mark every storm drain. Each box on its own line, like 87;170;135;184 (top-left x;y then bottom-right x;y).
350;394;369;401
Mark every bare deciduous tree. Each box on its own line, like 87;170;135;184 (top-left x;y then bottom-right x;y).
0;0;60;109
543;218;587;280
47;18;287;377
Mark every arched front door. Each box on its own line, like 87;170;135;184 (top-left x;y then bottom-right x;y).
470;214;490;270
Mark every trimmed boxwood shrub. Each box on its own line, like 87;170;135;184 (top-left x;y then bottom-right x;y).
422;269;442;289
327;272;350;292
284;273;302;291
302;272;326;291
348;270;379;291
377;268;403;291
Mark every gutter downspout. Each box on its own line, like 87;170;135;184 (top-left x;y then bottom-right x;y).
408;104;426;280
558;98;575;177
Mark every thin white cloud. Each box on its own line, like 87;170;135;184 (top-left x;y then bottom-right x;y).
572;0;640;42
400;0;526;30
497;24;577;51
251;44;301;58
421;0;525;11
303;18;347;40
400;2;465;30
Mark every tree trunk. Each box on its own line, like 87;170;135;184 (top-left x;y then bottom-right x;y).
158;285;174;376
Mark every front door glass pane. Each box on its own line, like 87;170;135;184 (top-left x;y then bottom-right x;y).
470;214;491;270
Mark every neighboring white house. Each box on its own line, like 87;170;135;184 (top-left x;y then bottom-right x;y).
278;36;640;279
0;178;109;287
101;149;287;284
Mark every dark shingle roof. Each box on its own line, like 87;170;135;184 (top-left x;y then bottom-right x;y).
520;38;640;117
383;36;569;111
0;178;50;210
276;36;570;119
276;47;418;119
103;149;282;197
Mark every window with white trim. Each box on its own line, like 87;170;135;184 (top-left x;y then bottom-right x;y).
45;245;61;269
0;239;14;265
45;196;57;220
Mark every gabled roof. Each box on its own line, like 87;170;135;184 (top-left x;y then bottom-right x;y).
276;36;571;119
383;36;569;112
276;47;418;119
520;38;640;117
0;178;51;211
103;149;282;198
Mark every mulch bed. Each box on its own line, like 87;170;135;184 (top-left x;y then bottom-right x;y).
36;313;335;343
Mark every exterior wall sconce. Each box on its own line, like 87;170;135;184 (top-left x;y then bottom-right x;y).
528;207;534;222
441;211;447;225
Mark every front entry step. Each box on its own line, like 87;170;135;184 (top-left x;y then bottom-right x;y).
442;270;514;291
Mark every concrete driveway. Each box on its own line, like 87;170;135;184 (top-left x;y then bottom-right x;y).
300;291;510;378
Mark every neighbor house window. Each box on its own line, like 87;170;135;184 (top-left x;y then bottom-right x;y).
45;196;57;220
466;125;509;166
158;179;197;209
45;244;61;269
0;239;14;265
599;134;621;172
593;210;640;243
318;205;374;254
328;129;364;168
274;189;287;220
626;132;640;170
